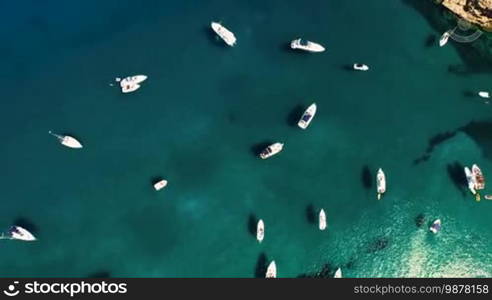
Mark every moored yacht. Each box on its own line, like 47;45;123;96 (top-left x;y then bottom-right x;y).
464;166;477;195
353;63;369;71
265;261;277;278
290;38;325;53
259;143;284;159
257;219;264;243
211;22;237;46
153;179;168;191
472;164;485;191
478;91;490;99
376;168;386;200
429;219;441;234
334;268;342;278
297;103;317;129
117;75;148;93
439;31;450;47
48;131;83;149
319;209;327;231
0;226;37;241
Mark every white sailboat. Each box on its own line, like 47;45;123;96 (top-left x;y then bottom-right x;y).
319;209;327;231
265;261;277;278
48;131;83;149
0;226;36;241
353;63;369;71
211;22;237;46
153;179;168;191
259;142;284;159
117;75;148;93
334;268;342;278
464;166;477;195
290;38;325;52
429;219;441;234
257;219;264;243
376;168;386;200
439;31;450;47
297;103;317;129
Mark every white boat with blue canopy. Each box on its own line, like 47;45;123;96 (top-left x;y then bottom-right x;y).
298;103;317;129
0;226;36;241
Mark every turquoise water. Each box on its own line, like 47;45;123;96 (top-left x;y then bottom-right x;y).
0;0;492;277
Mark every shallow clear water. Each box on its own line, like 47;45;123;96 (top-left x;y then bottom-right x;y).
0;0;491;277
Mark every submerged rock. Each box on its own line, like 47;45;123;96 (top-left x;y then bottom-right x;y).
440;0;492;31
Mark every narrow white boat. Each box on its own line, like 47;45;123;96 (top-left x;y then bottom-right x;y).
478;91;490;99
297;103;317;129
259;142;284;159
484;195;492;200
48;131;83;149
353;63;369;71
265;261;277;278
0;226;36;241
334;268;342;278
117;75;148;94
153;179;168;191
319;209;327;231
464;167;477;195
257;219;264;243
290;38;325;53
472;164;485;190
429;219;441;234
376;168;386;200
211;22;236;47
439;31;450;47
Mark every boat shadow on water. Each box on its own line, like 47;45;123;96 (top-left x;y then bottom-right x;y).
446;161;468;196
415;213;426;228
366;236;390;254
247;214;258;237
13;217;39;235
286;105;305;127
424;34;437;48
305;204;316;225
361;165;373;190
254;252;269;278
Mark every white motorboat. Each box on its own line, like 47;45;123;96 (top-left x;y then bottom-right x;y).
439;31;450;47
464;167;477;195
297;103;317;129
484;195;492;200
265;261;277;278
429;219;441;234
319;209;327;231
211;22;237;47
334;268;342;278
48;131;83;149
257;219;264;243
153;179;168;191
117;75;147;94
376;168;386;200
290;38;325;53
0;226;37;241
353;63;369;71
478;91;490;99
259;142;284;159
472;164;485;190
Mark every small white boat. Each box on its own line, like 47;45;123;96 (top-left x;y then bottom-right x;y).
478;91;490;99
353;63;369;71
439;31;450;47
259;142;284;159
265;261;277;278
376;168;386;200
297;103;317;129
472;164;485;190
464;167;477;195
211;22;236;47
0;226;37;241
334;268;342;278
117;75;148;94
429;219;441;234
48;131;83;149
153;179;168;191
484;195;492;200
319;209;327;231
257;219;264;243
290;38;325;53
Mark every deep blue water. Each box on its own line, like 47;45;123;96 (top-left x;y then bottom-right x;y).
0;0;491;277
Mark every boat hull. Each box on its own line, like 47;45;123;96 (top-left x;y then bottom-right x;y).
319;209;326;230
376;168;386;199
265;261;277;278
257;219;264;243
429;219;441;234
290;39;325;52
154;180;168;191
62;136;83;149
464;167;477;195
297;103;317;129
259;142;284;159
211;22;236;46
10;226;36;241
